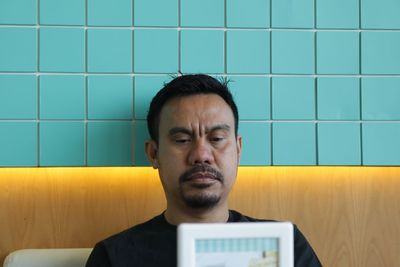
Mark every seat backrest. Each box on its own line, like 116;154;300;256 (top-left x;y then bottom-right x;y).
3;249;92;267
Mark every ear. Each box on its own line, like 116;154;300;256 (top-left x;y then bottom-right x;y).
236;135;242;164
145;140;159;169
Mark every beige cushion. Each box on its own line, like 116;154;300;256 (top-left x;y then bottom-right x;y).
3;249;92;267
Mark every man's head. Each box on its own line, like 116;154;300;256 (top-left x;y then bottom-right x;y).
145;74;242;216
147;74;239;144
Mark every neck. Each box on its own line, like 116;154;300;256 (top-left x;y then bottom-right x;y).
164;202;230;225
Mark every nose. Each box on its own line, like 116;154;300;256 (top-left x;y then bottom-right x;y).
188;139;214;165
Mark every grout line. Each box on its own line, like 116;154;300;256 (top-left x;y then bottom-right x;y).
178;29;181;74
131;68;135;165
132;0;135;27
1;119;400;123
358;76;363;165
224;0;227;75
4;71;400;77
269;0;272;28
84;0;88;166
359;31;362;75
37;0;41;166
269;29;272;75
36;75;41;167
269;75;273;120
84;75;88;166
359;70;363;121
131;0;135;74
269;68;273;164
224;0;227;28
314;31;317;75
360;122;363;166
315;76;318;120
224;30;227;75
131;0;135;166
359;0;362;29
131;120;135;165
3;23;400;32
315;121;319;165
313;0;317;29
270;121;274;166
178;0;182;74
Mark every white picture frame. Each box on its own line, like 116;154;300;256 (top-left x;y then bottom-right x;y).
178;222;294;267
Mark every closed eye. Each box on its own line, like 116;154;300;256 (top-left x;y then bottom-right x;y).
210;137;224;142
175;138;191;144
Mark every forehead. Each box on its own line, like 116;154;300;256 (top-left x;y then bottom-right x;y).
159;94;235;130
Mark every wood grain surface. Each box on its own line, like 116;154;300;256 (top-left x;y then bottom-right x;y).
0;167;399;267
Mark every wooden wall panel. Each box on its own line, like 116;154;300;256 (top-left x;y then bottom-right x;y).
0;167;399;267
0;167;166;259
230;167;400;267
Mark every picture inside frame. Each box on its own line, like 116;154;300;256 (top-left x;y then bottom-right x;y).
195;237;279;267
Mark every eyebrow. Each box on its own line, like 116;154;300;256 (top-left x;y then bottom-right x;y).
168;124;231;136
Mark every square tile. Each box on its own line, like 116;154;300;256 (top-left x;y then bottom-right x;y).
317;31;359;74
227;0;270;28
134;75;172;119
40;75;85;119
134;29;178;73
272;77;315;120
227;30;270;74
362;77;400;120
361;0;400;29
272;0;314;28
316;0;359;29
0;0;36;25
88;29;132;73
0;28;36;71
272;122;316;165
318;122;361;165
362;123;400;165
317;77;360;120
40;0;85;25
181;30;224;73
229;76;270;120
239;122;271;165
133;120;150;166
87;121;132;166
272;31;315;74
88;75;133;119
134;0;178;26
40;27;84;72
0;75;37;119
40;121;84;166
362;32;400;74
181;0;224;27
0;122;37;166
88;0;132;26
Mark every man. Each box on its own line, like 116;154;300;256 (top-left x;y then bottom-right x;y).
86;74;322;267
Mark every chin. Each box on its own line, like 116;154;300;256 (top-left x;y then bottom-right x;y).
182;192;221;209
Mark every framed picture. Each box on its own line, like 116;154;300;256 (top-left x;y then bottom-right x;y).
178;222;294;267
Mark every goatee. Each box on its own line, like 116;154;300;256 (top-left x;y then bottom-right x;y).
179;164;224;209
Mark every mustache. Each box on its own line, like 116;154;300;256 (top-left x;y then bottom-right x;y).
179;164;224;184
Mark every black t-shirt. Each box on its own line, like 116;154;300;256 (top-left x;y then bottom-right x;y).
86;210;322;267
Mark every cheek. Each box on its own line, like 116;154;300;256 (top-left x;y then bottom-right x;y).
217;144;239;164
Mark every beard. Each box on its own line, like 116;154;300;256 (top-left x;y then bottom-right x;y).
178;164;224;209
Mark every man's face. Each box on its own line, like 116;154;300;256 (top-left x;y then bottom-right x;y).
148;94;242;210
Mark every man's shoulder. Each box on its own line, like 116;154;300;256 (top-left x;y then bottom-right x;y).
87;213;177;267
99;213;174;248
228;209;277;223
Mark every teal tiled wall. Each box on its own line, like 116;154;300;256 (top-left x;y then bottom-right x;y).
1;0;400;166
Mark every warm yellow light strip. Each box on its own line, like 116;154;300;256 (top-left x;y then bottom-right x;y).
1;166;399;181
